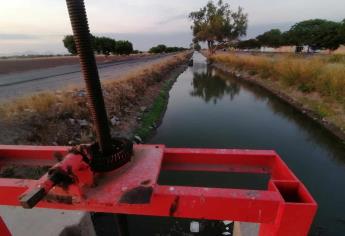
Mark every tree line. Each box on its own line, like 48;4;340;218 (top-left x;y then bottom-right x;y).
236;19;345;52
63;35;134;55
189;1;345;53
148;44;188;54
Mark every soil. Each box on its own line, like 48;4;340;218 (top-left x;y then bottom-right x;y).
0;164;50;179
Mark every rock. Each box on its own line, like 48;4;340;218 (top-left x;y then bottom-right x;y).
110;116;120;126
76;90;86;97
134;135;142;143
24;108;34;113
140;106;147;112
77;119;89;127
69;118;75;125
190;221;199;233
68;140;76;146
223;220;233;225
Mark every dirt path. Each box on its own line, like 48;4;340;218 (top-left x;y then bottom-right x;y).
0;54;151;75
0;54;174;102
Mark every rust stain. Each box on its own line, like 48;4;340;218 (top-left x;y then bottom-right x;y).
246;190;259;199
119;186;153;204
169;196;180;216
140;179;151;186
53;152;64;162
46;194;73;204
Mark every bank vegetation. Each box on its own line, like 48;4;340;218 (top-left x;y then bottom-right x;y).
0;51;191;145
210;52;345;138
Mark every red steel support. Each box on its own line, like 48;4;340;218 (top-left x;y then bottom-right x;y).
0;145;317;235
0;216;11;236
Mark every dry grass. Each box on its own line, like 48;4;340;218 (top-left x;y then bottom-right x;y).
211;53;345;105
211;52;345;132
0;51;191;145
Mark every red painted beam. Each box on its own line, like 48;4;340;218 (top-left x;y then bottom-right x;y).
0;216;11;236
0;145;317;235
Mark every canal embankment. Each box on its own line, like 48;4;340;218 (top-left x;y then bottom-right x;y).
0;51;192;146
206;52;345;142
148;52;345;235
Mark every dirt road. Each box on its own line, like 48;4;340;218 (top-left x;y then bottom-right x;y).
0;54;173;102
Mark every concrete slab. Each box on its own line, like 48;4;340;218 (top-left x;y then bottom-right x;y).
0;206;95;236
234;222;259;236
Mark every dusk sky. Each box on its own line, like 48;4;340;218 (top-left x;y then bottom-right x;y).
0;0;344;55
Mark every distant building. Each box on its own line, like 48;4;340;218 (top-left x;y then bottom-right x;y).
237;44;345;54
333;45;345;54
260;46;309;53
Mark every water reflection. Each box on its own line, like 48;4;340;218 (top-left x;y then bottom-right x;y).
190;66;240;104
214;68;345;165
149;52;345;235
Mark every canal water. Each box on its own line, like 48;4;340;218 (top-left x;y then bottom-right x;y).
147;52;344;235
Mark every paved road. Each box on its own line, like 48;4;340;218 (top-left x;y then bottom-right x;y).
0;54;172;102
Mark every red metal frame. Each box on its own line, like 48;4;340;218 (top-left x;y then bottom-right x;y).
0;145;317;235
0;216;11;236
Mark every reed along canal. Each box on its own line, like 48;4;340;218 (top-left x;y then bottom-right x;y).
128;52;345;236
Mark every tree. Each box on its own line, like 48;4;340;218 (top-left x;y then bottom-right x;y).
314;21;344;51
63;34;134;56
63;35;77;55
95;37;115;56
114;40;133;55
287;19;344;51
149;44;167;53
149;44;187;54
236;39;261;49
189;0;248;54
340;19;345;39
256;29;283;48
194;42;202;51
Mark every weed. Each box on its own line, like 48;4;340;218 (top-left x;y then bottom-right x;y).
135;79;174;141
328;54;345;64
211;53;345;105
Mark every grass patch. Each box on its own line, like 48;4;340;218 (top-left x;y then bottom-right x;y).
327;54;345;64
301;98;335;118
135;78;175;141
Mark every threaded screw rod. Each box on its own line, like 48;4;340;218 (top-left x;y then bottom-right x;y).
65;0;113;155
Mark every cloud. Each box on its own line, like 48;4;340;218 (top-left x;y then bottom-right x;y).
0;34;40;40
244;22;294;39
157;13;188;25
103;31;192;50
